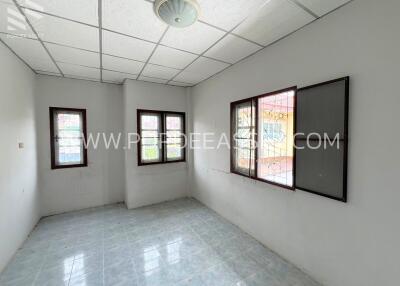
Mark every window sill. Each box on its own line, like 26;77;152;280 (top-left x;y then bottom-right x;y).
230;170;295;191
51;163;88;170
138;159;186;166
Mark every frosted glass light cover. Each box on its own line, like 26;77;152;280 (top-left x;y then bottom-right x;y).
155;0;200;28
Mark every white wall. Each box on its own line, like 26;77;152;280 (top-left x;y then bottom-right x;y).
35;76;125;216
190;0;400;285
0;42;40;273
123;80;188;209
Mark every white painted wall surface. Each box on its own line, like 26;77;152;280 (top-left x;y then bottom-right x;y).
35;76;125;216
190;0;400;285
0;43;40;273
123;80;188;209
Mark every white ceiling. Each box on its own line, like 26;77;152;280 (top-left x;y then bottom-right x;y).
0;0;352;86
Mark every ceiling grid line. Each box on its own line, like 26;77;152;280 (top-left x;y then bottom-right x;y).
102;52;181;70
194;0;356;87
166;0;273;84
288;0;319;18
0;31;182;72
0;0;354;86
197;20;265;48
19;6;99;28
98;0;103;82
15;2;267;59
0;37;36;73
102;27;232;65
12;0;64;76
11;0;64;76
135;26;170;80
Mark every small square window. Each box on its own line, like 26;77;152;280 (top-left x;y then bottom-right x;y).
137;109;186;166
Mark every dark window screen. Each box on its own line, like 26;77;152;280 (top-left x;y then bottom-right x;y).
295;77;349;202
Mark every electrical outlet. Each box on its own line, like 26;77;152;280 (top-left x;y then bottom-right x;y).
18;142;24;149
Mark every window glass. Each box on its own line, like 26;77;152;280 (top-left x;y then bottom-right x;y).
257;90;295;187
56;113;83;164
232;100;256;176
230;88;296;189
50;108;87;169
137;110;185;165
166;114;184;161
140;113;161;163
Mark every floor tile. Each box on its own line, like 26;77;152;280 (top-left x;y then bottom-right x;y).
0;199;321;286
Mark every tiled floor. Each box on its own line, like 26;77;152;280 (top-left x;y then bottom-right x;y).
0;199;321;286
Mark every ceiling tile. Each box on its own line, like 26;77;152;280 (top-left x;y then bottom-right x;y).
142;64;179;79
58;62;100;80
149;45;197;69
169;81;192;87
233;0;315;46
25;12;99;51
0;34;58;72
296;0;352;17
102;54;144;75
198;0;267;30
174;57;230;84
138;75;168;84
103;70;136;84
204;34;262;64
161;21;225;54
142;64;179;80
102;30;155;62
18;0;98;25
46;43;99;68
102;0;166;42
0;1;36;38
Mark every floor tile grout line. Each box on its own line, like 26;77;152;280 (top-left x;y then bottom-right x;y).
166;0;273;84
11;0;64;76
3;199;321;286
136;26;169;80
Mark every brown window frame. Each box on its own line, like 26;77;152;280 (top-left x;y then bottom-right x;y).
230;86;297;190
49;107;88;170
137;109;186;166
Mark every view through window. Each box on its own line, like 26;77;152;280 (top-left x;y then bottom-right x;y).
231;87;295;189
50;108;87;169
138;110;186;165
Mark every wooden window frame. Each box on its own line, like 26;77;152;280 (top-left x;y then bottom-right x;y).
230;86;297;190
137;109;186;166
49;107;88;170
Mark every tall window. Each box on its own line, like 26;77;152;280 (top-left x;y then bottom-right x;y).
50;107;88;169
137;109;185;165
231;87;296;189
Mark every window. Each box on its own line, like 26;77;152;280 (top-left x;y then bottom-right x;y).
137;109;185;165
231;87;296;189
50;107;88;169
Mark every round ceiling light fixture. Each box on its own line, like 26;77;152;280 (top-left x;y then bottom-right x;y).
154;0;201;28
